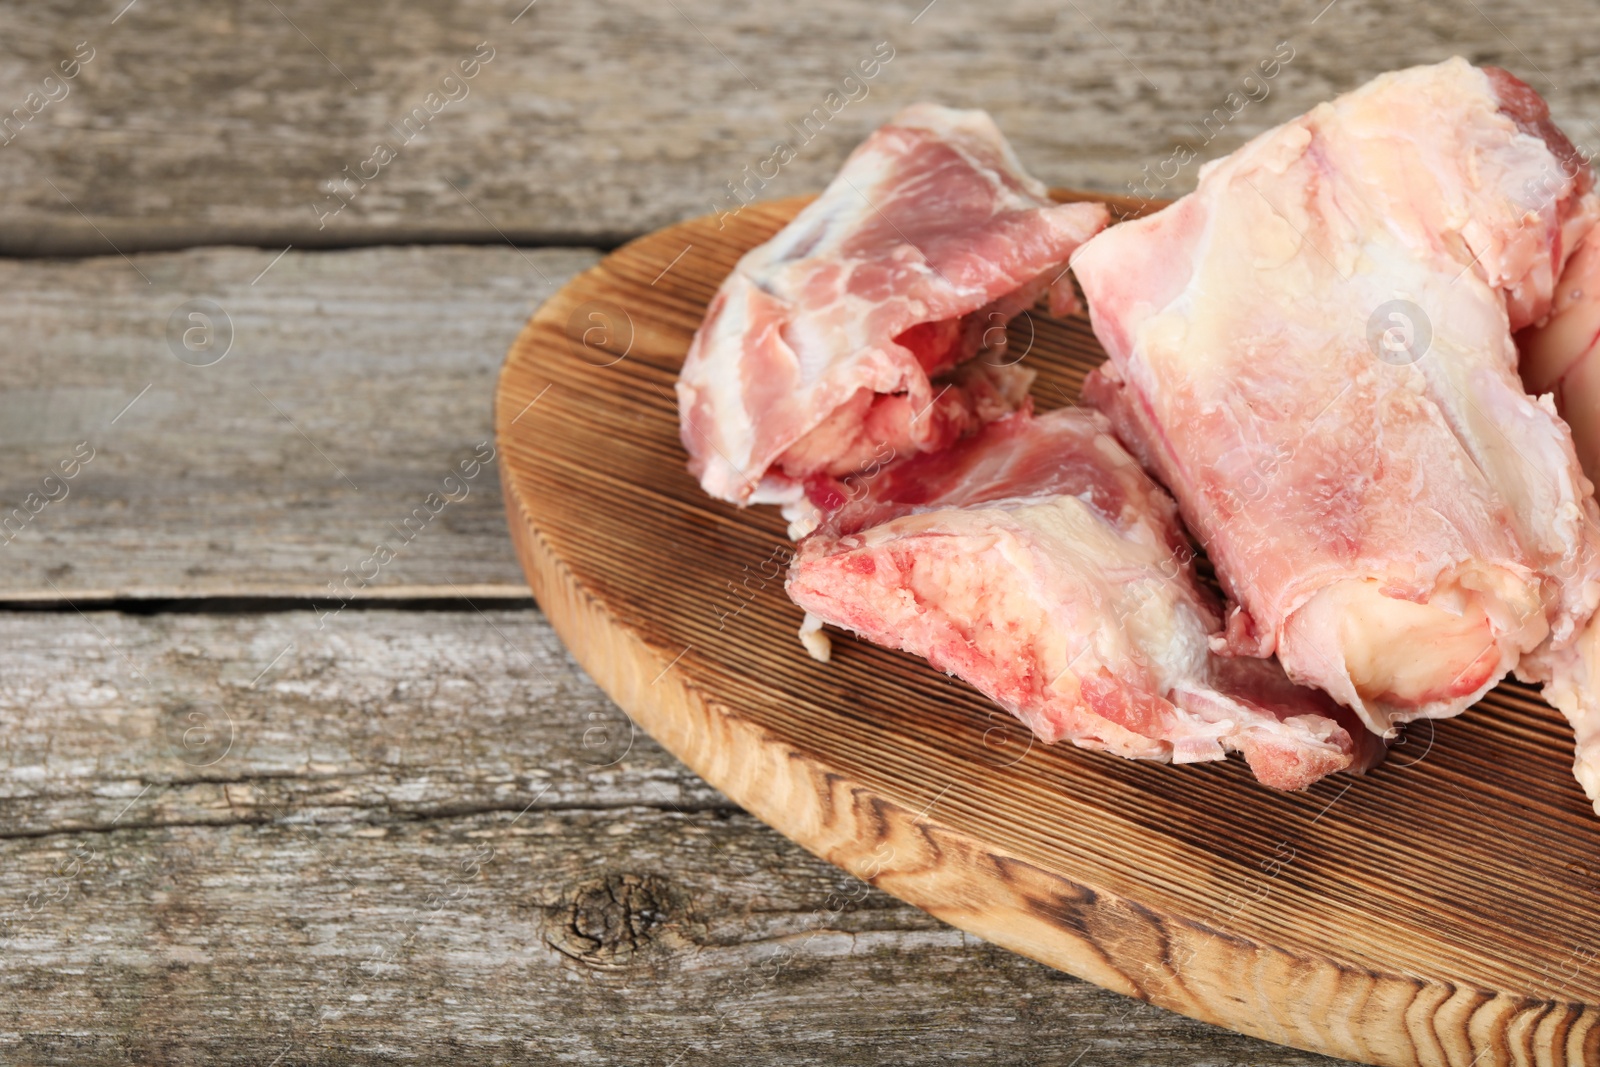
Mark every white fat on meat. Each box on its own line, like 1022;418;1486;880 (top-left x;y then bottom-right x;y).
785;408;1383;790
676;103;1107;513
1073;58;1600;738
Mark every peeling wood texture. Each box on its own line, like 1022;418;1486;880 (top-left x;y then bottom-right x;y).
4;0;1600;253
0;609;1345;1066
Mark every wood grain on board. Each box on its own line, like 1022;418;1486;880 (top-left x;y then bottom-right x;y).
497;194;1600;1067
0;608;1347;1067
5;0;1600;252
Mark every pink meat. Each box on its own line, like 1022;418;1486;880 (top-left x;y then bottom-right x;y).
786;408;1383;790
677;104;1107;517
1520;223;1600;479
1517;204;1600;814
1072;59;1600;737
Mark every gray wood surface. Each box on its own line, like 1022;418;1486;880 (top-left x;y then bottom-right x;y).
8;0;1600;1060
3;0;1599;253
0;245;593;600
0;608;1345;1066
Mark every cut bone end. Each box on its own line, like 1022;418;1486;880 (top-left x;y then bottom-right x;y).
1281;577;1524;733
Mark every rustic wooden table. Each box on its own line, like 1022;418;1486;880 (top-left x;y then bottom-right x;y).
2;2;1594;1063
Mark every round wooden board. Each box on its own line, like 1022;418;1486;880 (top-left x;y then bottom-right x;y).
496;192;1600;1067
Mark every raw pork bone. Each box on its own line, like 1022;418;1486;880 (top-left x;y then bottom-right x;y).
1518;214;1600;813
1074;58;1600;739
676;103;1108;520
1521;223;1600;484
786;407;1383;791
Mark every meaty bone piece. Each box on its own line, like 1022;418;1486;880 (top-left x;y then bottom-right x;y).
787;408;1383;790
1074;58;1600;736
1518;202;1600;813
677;103;1107;521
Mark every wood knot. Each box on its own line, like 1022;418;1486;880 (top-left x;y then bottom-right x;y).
547;872;674;968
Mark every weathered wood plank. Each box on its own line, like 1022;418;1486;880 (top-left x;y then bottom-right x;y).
4;0;1599;252
0;815;1347;1066
0;607;722;834
0;245;595;599
0;608;1345;1066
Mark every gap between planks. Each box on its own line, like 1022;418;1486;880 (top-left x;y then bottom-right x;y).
0;190;1125;261
0;229;639;261
0;585;535;613
0;796;748;843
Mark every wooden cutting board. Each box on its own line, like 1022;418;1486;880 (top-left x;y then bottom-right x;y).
495;191;1600;1067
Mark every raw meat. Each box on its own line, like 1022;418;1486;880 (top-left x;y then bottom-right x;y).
1527;626;1600;812
1521;223;1600;479
786;408;1383;789
677;103;1107;523
1073;58;1600;737
1518;221;1600;812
